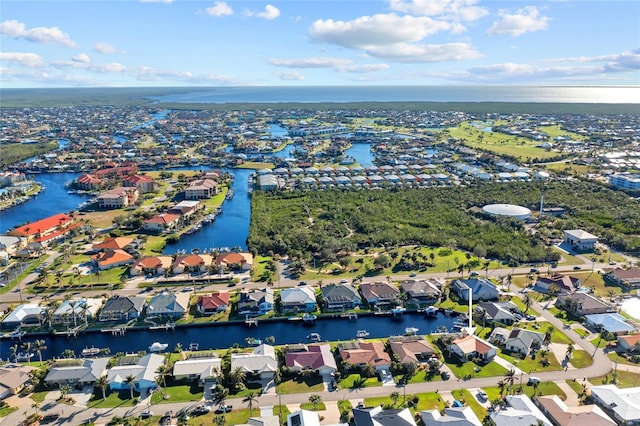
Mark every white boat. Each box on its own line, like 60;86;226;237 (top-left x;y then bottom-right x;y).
81;347;101;357
302;313;317;322
148;342;169;353
16;352;34;362
405;327;419;336
425;306;438;317
189;342;199;351
307;333;321;342
356;330;370;338
246;337;262;346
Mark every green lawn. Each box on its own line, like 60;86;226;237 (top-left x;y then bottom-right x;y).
364;391;445;412
339;374;381;389
150;379;203;404
590;370;640;388
569;350;593;368
87;390;138;409
483;381;566;401
300;402;326;411
607;352;640;367
446;360;509;379
452;389;487;420
498;350;562;373
277;375;325;394
566;379;586;397
0;405;18;418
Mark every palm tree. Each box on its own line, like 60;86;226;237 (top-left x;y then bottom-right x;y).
60;384;72;400
565;343;574;360
390;391;400;406
155;364;171;388
9;344;18;363
21;341;33;365
124;375;136;399
243;391;258;417
31;402;40;417
227;366;246;391
33;339;47;364
96;375;109;400
504;369;515;394
544;326;554;345
308;394;322;410
497;380;506;397
523;293;532;313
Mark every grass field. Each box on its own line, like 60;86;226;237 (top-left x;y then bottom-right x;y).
277;375;325;394
590;369;640;388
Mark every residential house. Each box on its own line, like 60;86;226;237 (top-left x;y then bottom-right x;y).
196;292;230;315
490;395;552;426
0;235;25;257
285;344;337;375
45;358;109;387
352;406;417;426
359;282;401;307
321;284;361;311
451;278;499;302
75;173;104;190
168;200;202;217
534;274;580;295
97;186;139;209
172;254;212;274
279;287;317;313
388;336;435;366
237;289;274;316
564;229;598;251
215;252;253;271
617;334;640;354
489;327;544;356
107;353;165;393
0;364;32;400
338;341;391;370
146;291;189;321
400;279;441;306
91;237;136;252
476;302;516;326
230;344;278;379
98;296;146;322
123;174;156;193
129;256;173;277
8;213;75;244
92;249;134;270
589;385;640;426
185;178;218;199
535;395;616;426
556;293;613;316
94;164;137;179
1;303;46;329
448;334;497;363
172;357;221;385
142;213;181;232
585;313;637;335
51;298;102;325
421;406;482;426
287;410;323;426
606;268;640;289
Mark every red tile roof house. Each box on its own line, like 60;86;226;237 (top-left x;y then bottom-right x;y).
8;213;76;244
447;334;497;364
389;337;436;365
197;292;230;315
339;341;391;370
359;281;401;308
142;213;181;232
130;256;173;277
123;174;157;193
172;254;213;274
616;333;640;354
215;252;254;271
285;344;337;376
92;249;134;270
75;173;104;190
534;274;580;295
91;236;136;252
97;186;139;209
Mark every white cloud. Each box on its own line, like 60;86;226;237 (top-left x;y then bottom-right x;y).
93;42;124;55
487;6;550;37
0;52;45;68
366;42;481;62
72;53;91;64
0;19;76;48
309;14;452;49
205;1;233;17
256;5;281;20
388;0;488;21
273;71;305;81
51;58;127;73
269;56;389;73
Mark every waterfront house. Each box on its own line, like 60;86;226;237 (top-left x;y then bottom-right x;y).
284;344;337;375
237;288;274;316
400;279;442;305
534;274;580;295
447;334;497;363
451;278;499;302
230;344;278;379
0;235;25;257
51;298;102;325
8;213;75;244
142;213;181;232
589;385;640;426
196;292;229;315
535;395;616;426
0;364;32;400
321;283;361;311
172;357;221;386
353;406;417;426
279;287;317;313
338;341;391;370
146;291;189;321
215;252;253;271
97;186;139;209
92;249;134;270
585;313;637;335
1;303;46;329
605;268;640;289
123;174;156;193
129;256;173;277
421;406;482;426
98;296;146;322
107;353;164;393
94;164;138;179
489;395;552;426
45;358;109;388
168;200;202;217
75;173;104;190
172;254;213;274
476;302;516;326
616;333;640;354
556;292;613;316
489;327;544;356
563;229;598;252
91;236;136;252
359;281;401;307
185;178;218;199
389;336;435;366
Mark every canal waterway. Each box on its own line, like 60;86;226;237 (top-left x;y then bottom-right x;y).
0;312;458;360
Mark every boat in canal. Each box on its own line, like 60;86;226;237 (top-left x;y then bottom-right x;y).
356;330;370;338
405;327;419;336
81;346;102;357
302;313;317;323
188;342;199;351
16;352;34;362
425;306;438;317
307;333;321;342
148;342;169;353
246;337;262;346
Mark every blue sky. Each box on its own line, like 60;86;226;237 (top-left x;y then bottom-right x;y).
1;0;638;88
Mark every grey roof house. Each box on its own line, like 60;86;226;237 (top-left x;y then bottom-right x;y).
145;291;189;320
321;284;361;311
98;296;146;322
45;357;109;387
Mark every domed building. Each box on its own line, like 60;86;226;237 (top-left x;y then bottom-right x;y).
482;204;531;220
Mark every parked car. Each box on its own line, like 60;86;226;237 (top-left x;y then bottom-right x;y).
527;377;541;385
215;405;233;414
340;279;349;283
190;405;211;416
573;266;582;270
477;390;488;400
40;414;60;424
526;314;536;321
470;271;479;276
298;281;307;286
441;371;450;380
140;410;153;419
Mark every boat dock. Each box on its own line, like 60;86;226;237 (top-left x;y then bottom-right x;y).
149;322;175;331
101;327;127;336
245;318;258;327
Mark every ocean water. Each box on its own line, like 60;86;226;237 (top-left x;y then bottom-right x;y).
151;86;640;104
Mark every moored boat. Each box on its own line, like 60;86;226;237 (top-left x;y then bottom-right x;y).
81;346;101;357
302;313;317;323
356;330;370;338
405;327;419;336
307;333;321;342
148;342;169;353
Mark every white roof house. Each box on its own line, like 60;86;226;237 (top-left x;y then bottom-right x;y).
421;406;482;426
590;385;640;425
231;344;278;378
172;357;221;383
490;395;552;426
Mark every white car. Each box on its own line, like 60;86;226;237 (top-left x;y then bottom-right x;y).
477;390;488;400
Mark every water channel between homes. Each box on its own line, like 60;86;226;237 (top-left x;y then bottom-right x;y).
1;312;459;360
